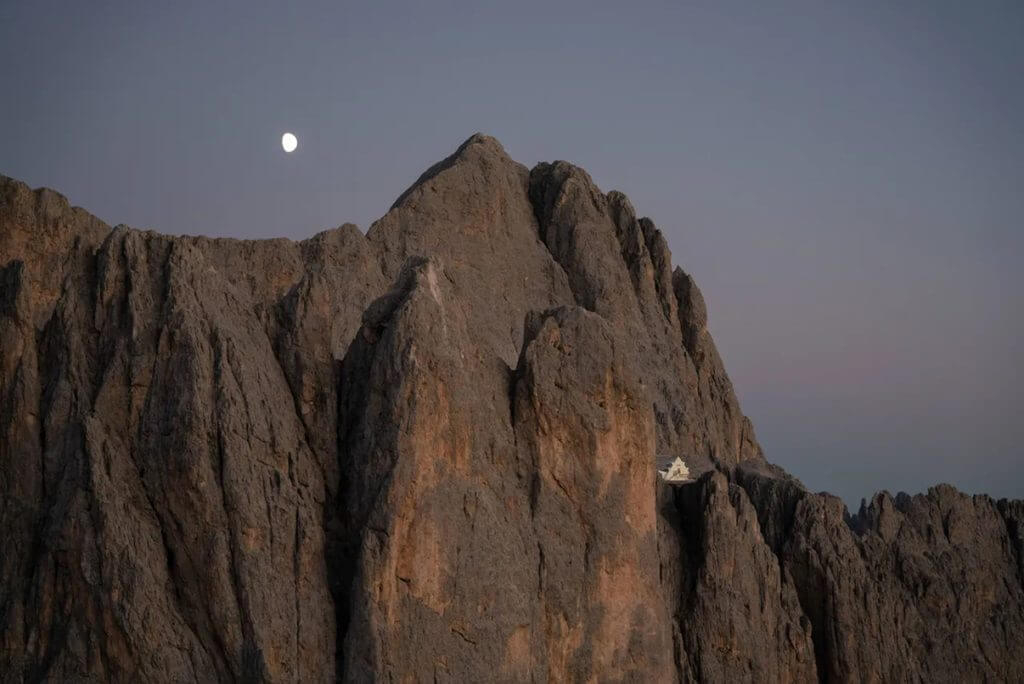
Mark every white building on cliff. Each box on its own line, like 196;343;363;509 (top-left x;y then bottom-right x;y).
657;455;692;483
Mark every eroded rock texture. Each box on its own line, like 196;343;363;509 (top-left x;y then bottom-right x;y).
1;135;1021;682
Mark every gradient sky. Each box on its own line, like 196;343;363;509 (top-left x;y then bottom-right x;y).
3;1;1021;506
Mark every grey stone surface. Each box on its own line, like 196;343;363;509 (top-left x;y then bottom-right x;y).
1;135;1021;682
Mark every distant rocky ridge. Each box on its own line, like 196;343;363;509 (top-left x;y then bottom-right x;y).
1;135;1021;682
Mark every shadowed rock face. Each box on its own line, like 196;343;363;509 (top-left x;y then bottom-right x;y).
1;135;1021;682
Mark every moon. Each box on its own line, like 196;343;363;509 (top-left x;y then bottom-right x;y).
281;132;298;153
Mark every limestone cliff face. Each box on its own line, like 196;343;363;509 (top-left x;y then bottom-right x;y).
0;135;1021;682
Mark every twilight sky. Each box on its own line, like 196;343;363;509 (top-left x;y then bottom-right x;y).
2;1;1021;506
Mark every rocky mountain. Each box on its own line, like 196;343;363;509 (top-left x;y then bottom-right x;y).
1;134;1021;682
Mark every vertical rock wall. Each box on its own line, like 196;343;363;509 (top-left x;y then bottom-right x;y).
1;136;1021;682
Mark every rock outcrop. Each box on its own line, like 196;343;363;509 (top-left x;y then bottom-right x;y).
1;135;1021;682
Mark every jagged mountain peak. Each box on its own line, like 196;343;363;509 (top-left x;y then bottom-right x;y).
1;138;1021;682
388;132;515;211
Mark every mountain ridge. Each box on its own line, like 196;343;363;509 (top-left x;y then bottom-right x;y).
1;134;1021;682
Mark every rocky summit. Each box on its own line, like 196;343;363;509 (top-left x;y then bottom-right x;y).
1;134;1021;682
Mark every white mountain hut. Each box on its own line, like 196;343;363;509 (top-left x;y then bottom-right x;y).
656;455;692;483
